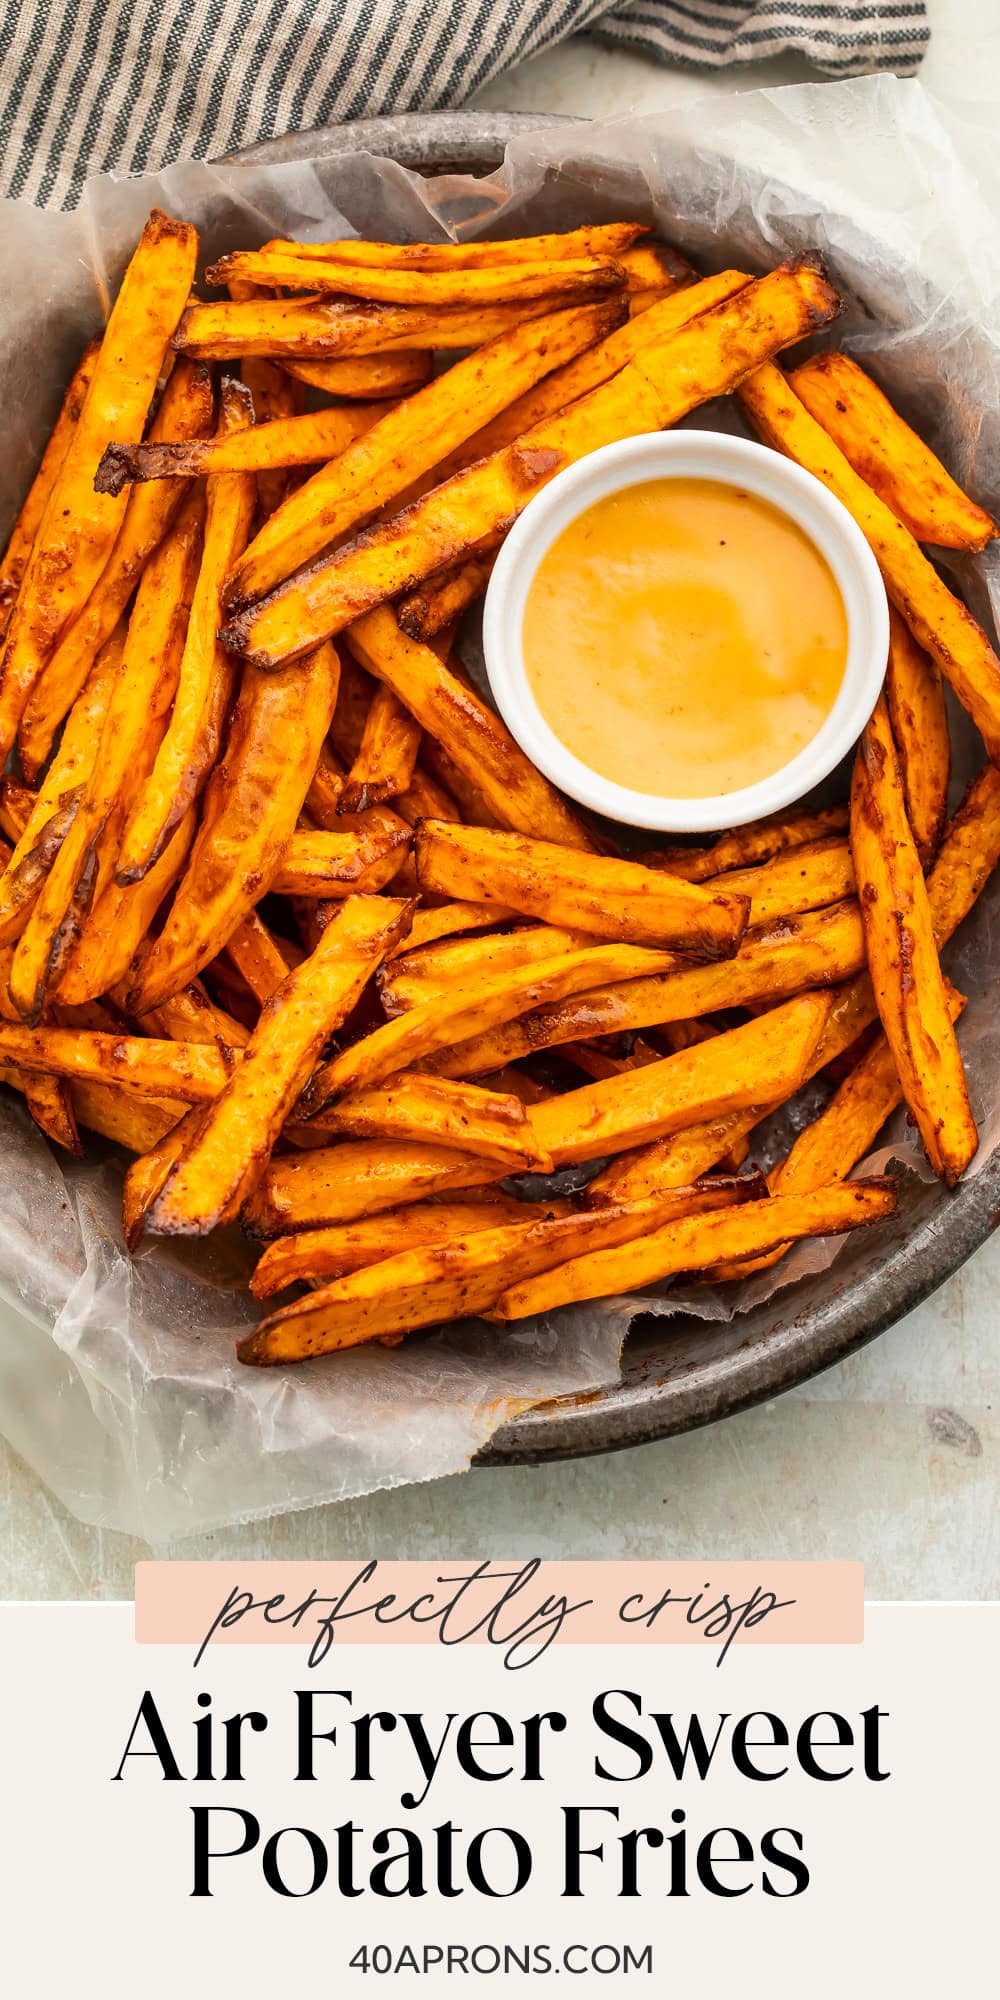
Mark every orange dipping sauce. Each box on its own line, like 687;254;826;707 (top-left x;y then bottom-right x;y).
521;477;848;800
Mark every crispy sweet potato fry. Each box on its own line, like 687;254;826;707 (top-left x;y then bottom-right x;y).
790;351;997;551
145;897;412;1235
122;1105;204;1247
884;607;950;866
415;821;750;957
225;300;625;606
647;804;850;882
224;260;842;665
17;358;215;780
346;610;596;849
738;361;1000;763
0;210;197;761
424;901;864;1078
243;1140;504;1234
280;352;432;399
249;1194;560;1297
96;400;380;493
126;642;341;1012
138;980;250;1053
394;761;463;828
224;914;298;1006
70;1081;186;1154
175;294;601;363
304;738;347;827
850;693;976;1183
443;270;751;471
57;808;198;1004
265;223;648;270
0;629;122;947
398;555;496;642
0;1023;232;1100
208;247;628;306
527;992;832;1166
698;839;855;924
236;322;306;517
0;338;99;636
7;494;204;1021
300;1071;552;1171
238;1175;763;1362
115;380;257;883
0;948;80;1153
584;1109;766;1207
385;902;516;960
302;941;700;1112
268;813;412;899
340;681;422;812
378;923;594;1014
493;1179;897;1321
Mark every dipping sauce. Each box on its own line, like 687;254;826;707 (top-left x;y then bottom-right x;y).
521;477;848;799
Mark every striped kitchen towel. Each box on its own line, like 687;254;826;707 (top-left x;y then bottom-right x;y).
1;1;930;211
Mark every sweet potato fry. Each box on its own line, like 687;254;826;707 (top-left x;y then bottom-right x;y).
303;738;347;827
299;1071;552;1171
0;338;99;636
224;260;842;665
96;400;380;493
17;358;215;780
115;380;257;884
646;804;850;882
7;494;204;1022
697;838;855;924
0;950;80;1153
243;1139;504;1234
225;300;625;606
0;210;197;761
144;897;412;1235
126;642;340;1012
138;980;250;1053
415;821;750;957
850;693;976;1183
493;1179;897;1321
302;941;698;1112
268;813;412;899
122;1106;204;1247
340;682;422;811
174;295;598;363
384;902;516;961
224;914;298;1006
208;247;628;306
397;555;496;642
346;610;596;849
70;1081;186;1154
235;323;306;517
265;223;647;271
393;761;463;828
378;923;594;1014
442;270;751;472
584;1109;767;1207
424;901;864;1079
249;1193;559;1297
57;808;198;1005
884;607;950;866
527;992;832;1166
280;352;432;399
0;1023;232;1099
738;361;1000;763
238;1175;763;1362
790;351;997;551
0;629;122;948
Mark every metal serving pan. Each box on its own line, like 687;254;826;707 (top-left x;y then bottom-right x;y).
238;109;1000;1466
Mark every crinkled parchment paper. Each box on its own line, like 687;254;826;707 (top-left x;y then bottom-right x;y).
0;76;998;1540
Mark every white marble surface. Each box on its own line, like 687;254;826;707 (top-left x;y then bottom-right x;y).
3;5;1000;1599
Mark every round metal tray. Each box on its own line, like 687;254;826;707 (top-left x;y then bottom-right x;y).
240;108;1000;1466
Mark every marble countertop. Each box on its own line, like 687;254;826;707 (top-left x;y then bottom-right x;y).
3;4;999;1599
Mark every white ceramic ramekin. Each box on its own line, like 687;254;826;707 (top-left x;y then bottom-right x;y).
482;430;890;834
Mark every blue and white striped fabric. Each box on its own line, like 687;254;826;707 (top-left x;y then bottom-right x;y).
0;1;930;211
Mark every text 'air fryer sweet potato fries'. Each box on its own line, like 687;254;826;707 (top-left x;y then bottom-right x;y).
0;205;996;1373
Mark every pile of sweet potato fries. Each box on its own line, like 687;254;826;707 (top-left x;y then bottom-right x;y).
0;207;997;1366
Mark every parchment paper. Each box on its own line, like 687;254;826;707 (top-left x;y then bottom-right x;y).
0;75;998;1541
